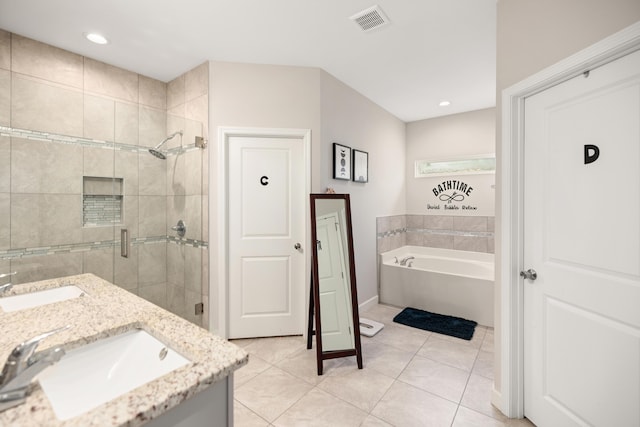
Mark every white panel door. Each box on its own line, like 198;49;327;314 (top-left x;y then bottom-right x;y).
228;136;306;338
316;214;354;351
523;49;640;427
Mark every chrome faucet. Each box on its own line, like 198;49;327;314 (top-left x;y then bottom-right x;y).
399;256;415;266
0;272;17;295
0;325;69;413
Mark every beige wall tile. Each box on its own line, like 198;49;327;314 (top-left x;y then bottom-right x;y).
83;146;115;178
139;153;167;196
139;282;167;309
487;237;495;254
11;253;83;284
167;75;185;110
167;153;186;196
81;224;114;243
453;216;488;232
185;245;202;293
487;217;495;232
114;245;138;290
11;34;83;88
406;231;424;246
0;193;9;250
115;150;139;195
12;138;83;194
389;215;406;231
201;295;209;329
424;233;454;250
184;150;202;196
185;94;208;131
183;289;203;325
167;283;186;318
425;215;454;230
0;69;9;126
0;136;9;193
167;195;186;234
139;106;166;148
453;235;488;253
202;195;208;240
406;215;424;229
139;75;166;109
122;195;139;238
84;57;138;103
12;75;83;135
139;195;167;236
166;113;186;150
83;247;115;282
390;233;405;251
376;217;392;234
84;95;115;141
167;243;185;288
138;242;167;286
185;62;208;102
11;194;82;247
0;260;9;279
377;236;391;254
185;196;202;240
114;102;139;145
0;30;10;70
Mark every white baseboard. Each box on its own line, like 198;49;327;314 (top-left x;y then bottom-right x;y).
359;295;379;313
491;386;503;414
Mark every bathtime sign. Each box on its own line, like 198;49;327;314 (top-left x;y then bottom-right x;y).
428;179;479;211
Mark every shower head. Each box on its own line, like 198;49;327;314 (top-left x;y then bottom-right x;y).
148;149;166;160
148;130;183;159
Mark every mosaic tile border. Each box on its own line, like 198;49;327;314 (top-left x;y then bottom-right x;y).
376;228;494;239
0;236;208;261
0;126;203;157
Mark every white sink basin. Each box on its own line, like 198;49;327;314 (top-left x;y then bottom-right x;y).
0;285;85;312
38;329;190;420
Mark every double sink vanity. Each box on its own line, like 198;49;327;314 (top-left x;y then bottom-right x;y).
0;274;248;426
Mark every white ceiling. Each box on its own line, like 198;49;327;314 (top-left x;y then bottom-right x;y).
0;0;496;122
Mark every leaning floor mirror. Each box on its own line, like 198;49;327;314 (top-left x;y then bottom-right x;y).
308;193;363;375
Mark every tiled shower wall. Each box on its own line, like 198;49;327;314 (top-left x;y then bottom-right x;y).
376;214;495;254
0;31;208;327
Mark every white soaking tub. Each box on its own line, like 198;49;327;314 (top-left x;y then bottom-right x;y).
380;246;494;326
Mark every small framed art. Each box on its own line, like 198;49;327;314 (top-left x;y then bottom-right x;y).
352;149;368;183
333;143;351;180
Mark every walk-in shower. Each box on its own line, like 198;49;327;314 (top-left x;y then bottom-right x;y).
149;131;183;159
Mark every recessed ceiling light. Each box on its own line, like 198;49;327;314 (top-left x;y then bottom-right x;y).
439;101;451;107
84;32;109;45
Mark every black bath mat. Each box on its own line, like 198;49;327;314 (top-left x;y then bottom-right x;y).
393;307;477;340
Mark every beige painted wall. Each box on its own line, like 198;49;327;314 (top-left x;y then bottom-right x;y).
207;62;405;332
320;71;406;305
406;108;496;216
495;0;640;406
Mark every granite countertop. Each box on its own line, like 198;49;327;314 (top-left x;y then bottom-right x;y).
0;274;248;427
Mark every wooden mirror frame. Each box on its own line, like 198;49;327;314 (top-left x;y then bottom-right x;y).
308;193;363;375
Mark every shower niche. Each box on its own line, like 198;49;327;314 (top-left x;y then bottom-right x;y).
82;177;124;227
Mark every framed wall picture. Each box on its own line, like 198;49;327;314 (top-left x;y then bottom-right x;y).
352;149;368;183
333;143;352;180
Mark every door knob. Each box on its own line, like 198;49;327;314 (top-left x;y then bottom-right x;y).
294;243;302;250
520;269;537;281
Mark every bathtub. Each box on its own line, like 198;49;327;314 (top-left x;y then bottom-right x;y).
379;246;494;327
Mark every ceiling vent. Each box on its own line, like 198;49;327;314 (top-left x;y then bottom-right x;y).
350;5;390;32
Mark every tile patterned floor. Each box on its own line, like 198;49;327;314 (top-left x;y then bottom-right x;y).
231;304;536;427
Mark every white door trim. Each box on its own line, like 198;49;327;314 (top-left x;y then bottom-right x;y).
213;127;311;340
499;21;640;418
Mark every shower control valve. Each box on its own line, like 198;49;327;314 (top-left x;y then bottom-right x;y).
171;220;187;238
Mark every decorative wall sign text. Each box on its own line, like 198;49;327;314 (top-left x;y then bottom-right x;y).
584;144;600;164
260;176;269;186
428;180;478;211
